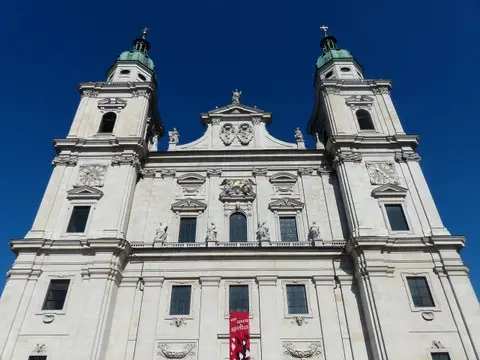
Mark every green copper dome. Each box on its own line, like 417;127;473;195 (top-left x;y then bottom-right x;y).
316;35;361;71
118;50;155;71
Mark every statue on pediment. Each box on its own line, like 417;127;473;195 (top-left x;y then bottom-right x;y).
168;128;179;144
294;127;304;142
232;89;242;104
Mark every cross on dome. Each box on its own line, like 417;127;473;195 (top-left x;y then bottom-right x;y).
320;25;329;37
141;27;149;39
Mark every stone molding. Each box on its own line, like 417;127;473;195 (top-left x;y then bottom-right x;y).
171;198;207;212
140;168;156;178
256;275;277;285
252;168;268;176
298;167;316;176
283;342;322;359
111;153;141;170
161;169;176;178
371;184;408;198
97;97;127;112
333;153;362;168
52;154;78;167
207;168;222;177
199;276;221;286
80;89;99;98
395;152;421;162
156;343;196;359
269;197;305;211
372;86;391;95
67;185;104;200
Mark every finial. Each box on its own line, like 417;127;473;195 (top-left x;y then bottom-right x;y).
232;89;242;105
320;25;329;37
141;27;149;39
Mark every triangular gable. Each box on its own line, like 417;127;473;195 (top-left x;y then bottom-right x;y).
269;197;304;211
207;104;264;115
67;186;103;200
171;198;207;212
371;184;408;198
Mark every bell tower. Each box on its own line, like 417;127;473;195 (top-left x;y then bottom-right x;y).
25;29;164;241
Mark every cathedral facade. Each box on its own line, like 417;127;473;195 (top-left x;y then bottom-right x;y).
0;29;479;360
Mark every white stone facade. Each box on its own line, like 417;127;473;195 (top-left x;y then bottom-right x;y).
0;36;479;360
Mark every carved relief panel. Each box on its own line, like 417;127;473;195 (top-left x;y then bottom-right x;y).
365;162;399;185
283;341;322;360
176;173;206;198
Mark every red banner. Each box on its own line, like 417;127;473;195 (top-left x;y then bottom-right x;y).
229;312;250;360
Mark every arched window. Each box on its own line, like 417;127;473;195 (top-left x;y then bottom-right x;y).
356;109;375;130
99;112;116;133
230;212;247;242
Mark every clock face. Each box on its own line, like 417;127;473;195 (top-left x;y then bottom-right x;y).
77;165;107;187
366;162;399;185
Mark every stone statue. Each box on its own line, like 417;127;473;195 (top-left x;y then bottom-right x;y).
168;128;179;144
232;89;242;105
256;221;270;241
294;127;304;142
148;134;159;151
308;221;321;241
154;222;168;244
206;222;217;242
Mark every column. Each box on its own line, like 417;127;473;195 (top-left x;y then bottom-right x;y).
207;169;222;243
133;277;164;360
256;276;282;360
313;275;346;360
252;169;269;242
198;277;221;360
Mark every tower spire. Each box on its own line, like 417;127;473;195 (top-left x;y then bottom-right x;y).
133;27;151;54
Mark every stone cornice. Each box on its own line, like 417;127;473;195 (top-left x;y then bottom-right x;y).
54;137;147;153
78;81;156;96
320;79;392;93
328;134;419;150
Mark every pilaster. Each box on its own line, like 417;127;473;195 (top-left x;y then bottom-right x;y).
198;277;221;360
312;275;346;360
256;276;282;360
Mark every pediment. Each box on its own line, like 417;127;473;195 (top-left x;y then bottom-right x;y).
97;97;127;111
67;185;103;200
171;198;207;212
269;197;304;211
269;172;298;184
345;95;374;107
371;184;408;198
177;173;206;185
208;104;264;115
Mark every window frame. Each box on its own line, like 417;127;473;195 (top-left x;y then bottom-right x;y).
355;109;376;131
66;205;91;234
281;281;313;319
401;273;440;312
229;212;248;243
223;280;255;319
178;217;198;243
164;281;196;320
37;275;74;315
384;203;410;232
430;351;452;360
229;284;250;313
279;216;299;242
169;284;192;316
380;201;413;235
62;201;96;238
272;210;306;243
98;112;117;134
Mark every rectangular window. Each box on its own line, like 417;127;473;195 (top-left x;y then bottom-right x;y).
407;276;435;307
229;285;249;312
169;285;191;315
66;206;91;233
431;353;451;360
178;218;197;243
280;217;298;242
385;204;409;231
29;356;47;360
42;279;70;310
286;284;308;314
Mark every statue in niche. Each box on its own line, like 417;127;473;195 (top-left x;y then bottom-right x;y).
206;222;217;242
154;222;168;244
308;221;321;241
168;128;179;144
256;221;270;241
294;127;304;142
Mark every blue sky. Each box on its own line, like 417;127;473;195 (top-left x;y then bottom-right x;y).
0;0;478;298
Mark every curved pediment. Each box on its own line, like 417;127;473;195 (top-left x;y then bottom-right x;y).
269;172;298;184
177;173;206;185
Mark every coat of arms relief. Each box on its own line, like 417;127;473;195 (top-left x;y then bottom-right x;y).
219;123;253;146
365;162;399;185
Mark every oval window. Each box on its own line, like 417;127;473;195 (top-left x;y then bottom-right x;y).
340;67;351;72
325;71;333;79
138;73;147;81
120;69;130;75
